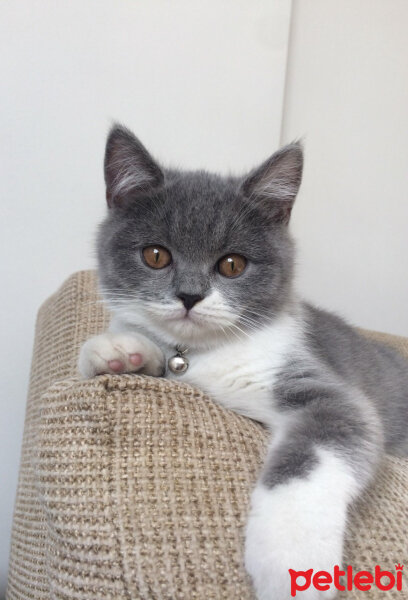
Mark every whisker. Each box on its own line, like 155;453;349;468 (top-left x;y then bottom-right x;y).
227;322;252;340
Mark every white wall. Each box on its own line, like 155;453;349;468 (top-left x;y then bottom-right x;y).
283;0;408;336
0;0;292;591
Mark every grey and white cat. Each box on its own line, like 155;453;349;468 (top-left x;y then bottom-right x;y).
79;125;408;600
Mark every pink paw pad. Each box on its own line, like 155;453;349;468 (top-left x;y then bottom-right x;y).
108;359;125;372
129;353;143;366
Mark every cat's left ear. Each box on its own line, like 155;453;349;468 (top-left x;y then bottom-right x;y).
240;142;303;224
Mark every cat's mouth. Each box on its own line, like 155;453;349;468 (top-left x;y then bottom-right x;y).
143;305;237;345
166;308;220;328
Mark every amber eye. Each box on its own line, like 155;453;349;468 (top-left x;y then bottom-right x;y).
217;254;247;278
142;245;172;269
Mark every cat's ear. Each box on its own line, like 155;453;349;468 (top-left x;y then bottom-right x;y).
240;142;303;224
104;124;164;207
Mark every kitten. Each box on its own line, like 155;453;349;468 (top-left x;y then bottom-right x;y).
79;124;408;600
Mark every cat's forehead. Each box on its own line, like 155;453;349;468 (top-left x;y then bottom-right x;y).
161;170;262;252
166;170;237;209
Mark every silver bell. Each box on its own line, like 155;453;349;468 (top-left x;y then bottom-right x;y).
168;354;189;374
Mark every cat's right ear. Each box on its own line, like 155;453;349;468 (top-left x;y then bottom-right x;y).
104;124;164;207
240;142;303;224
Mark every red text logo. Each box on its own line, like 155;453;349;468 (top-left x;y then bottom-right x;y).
289;564;404;597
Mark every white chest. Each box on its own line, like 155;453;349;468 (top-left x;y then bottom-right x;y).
168;314;302;428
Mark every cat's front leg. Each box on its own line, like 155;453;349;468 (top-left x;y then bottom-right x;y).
78;331;165;378
245;448;352;600
245;384;382;600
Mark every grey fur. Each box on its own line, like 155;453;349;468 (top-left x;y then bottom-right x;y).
97;123;408;497
263;303;408;488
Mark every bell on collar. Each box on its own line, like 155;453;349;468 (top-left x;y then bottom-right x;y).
168;345;189;375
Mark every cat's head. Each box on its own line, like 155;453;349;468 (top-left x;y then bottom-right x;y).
98;124;303;349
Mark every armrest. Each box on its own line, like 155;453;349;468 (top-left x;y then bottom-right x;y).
29;270;109;405
33;375;408;599
359;328;408;359
35;374;266;598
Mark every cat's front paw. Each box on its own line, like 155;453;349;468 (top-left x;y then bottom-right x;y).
245;483;343;599
78;332;165;378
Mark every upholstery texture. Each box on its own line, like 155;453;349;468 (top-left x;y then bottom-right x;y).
6;271;408;599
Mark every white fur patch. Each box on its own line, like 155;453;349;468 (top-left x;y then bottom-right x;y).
245;448;359;600
105;292;309;431
176;311;303;428
109;300;304;428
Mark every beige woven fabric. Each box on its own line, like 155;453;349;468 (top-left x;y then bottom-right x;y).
6;271;408;599
7;271;109;600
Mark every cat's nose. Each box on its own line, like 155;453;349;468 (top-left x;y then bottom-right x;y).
177;293;203;311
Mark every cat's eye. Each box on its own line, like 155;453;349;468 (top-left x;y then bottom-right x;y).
142;245;172;269
217;254;247;278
